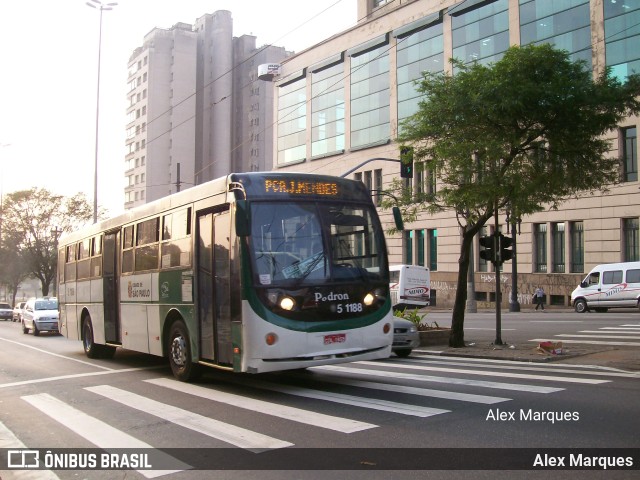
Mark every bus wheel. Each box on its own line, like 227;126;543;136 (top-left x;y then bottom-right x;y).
574;299;588;314
168;320;200;382
83;317;102;359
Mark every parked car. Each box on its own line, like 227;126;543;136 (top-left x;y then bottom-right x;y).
22;297;59;336
391;316;420;357
0;302;12;321
13;301;26;322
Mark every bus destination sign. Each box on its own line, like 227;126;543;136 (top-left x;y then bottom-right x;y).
264;179;339;196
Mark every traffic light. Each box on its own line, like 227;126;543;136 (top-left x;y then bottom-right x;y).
400;146;413;178
499;233;514;263
479;235;496;264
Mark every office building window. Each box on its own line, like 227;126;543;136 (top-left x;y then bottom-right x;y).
396;19;443;129
570;221;584;273
605;0;640;82
350;39;390;149
552;223;565;273
623;218;639;262
417;229;425;266
451;0;509;67
519;0;592;67
534;223;547;272
277;75;306;165
622;127;638;182
374;169;383;206
404;230;413;264
311;60;345;158
428;228;438;271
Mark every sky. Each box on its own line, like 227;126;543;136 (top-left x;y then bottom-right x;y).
0;0;356;216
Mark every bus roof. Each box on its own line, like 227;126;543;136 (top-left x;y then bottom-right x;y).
59;172;371;246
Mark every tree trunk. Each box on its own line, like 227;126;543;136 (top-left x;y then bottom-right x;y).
449;230;474;347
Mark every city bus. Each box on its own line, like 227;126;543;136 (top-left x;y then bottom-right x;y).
57;172;394;381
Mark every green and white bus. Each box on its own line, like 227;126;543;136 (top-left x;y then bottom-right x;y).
57;172;394;381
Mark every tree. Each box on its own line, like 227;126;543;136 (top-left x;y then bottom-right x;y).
2;189;93;296
392;44;640;347
0;229;30;307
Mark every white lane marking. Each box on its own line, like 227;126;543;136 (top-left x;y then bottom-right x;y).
414;352;639;374
227;378;449;418
557;334;640;339
401;357;640;378
21;393;186;478
86;385;292;452
0;420;61;480
465;328;516;331
145;377;376;433
597;327;640;331
530;338;640;347
529;321;584;323
0;367;163;390
311;365;564;394
297;375;511;405
356;361;609;385
0;337;113;370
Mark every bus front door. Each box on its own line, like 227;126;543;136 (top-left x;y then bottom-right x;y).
197;209;232;366
103;231;121;344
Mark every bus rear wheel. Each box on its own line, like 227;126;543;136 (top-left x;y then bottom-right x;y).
168;320;200;382
82;317;115;359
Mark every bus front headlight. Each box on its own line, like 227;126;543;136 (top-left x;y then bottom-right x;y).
279;296;295;311
363;292;375;306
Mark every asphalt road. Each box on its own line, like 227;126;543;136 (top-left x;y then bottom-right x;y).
0;316;638;480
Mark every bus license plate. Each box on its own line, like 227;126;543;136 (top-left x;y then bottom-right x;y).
324;333;346;345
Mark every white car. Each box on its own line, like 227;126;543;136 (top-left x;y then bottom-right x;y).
13;301;26;322
22;297;59;336
391;316;420;357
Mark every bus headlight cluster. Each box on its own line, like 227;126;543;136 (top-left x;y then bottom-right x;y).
363;293;375;306
279;296;295;311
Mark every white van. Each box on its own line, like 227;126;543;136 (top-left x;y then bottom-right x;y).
389;265;430;308
571;261;640;313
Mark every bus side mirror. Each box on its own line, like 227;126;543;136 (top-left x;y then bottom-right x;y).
235;200;251;237
392;206;404;231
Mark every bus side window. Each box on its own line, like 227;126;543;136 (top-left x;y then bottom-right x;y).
135;218;160;272
122;225;134;274
65;244;76;281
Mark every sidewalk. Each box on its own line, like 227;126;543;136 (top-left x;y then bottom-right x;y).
418;341;640;372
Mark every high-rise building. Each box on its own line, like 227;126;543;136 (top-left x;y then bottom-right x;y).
125;11;291;209
270;0;640;308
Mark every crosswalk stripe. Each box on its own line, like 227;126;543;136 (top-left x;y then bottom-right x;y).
293;374;511;404
311;365;564;393
579;330;640;333
356;361;610;385
530;338;640;347
85;385;292;452
21;393;186;478
397;357;640;378
0;420;60;480
556;334;640;339
598;327;640;330
223;377;449;418
144;377;377;433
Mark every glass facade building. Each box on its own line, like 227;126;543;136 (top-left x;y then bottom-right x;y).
272;0;640;308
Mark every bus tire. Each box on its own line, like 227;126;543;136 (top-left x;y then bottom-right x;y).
82;317;102;359
168;320;200;382
394;349;412;358
574;299;588;314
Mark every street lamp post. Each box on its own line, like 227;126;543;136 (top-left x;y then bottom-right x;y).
86;0;117;224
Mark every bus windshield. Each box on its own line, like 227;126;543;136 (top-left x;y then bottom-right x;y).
250;201;386;286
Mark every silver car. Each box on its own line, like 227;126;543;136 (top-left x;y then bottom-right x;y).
392;316;420;357
0;302;12;321
22;297;59;336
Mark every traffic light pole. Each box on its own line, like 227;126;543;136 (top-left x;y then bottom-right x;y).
494;208;504;346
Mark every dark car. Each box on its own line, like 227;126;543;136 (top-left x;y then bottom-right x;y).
391;316;420;357
0;302;12;321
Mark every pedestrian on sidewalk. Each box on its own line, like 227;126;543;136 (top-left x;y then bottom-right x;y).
534;287;545;310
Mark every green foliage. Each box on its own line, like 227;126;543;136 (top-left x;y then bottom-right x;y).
393;308;440;330
2;188;94;296
388;44;640;347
